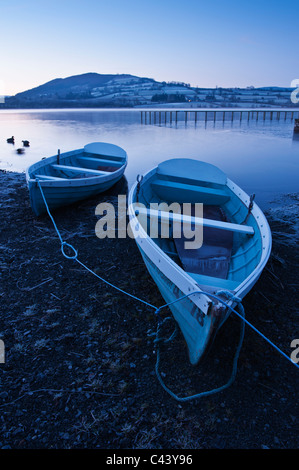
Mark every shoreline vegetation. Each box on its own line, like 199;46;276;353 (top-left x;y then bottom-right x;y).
0;169;298;449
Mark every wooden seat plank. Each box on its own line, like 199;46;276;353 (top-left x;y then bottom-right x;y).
51;164;110;176
135;206;254;235
35;174;67;180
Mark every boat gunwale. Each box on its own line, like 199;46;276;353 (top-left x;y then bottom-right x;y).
25;145;128;188
225;177;272;299
128;167;213;315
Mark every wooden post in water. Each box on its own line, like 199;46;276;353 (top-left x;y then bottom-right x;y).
223;111;225;122
170;111;172;124
205;111;207;123
195;111;197;124
263;111;266;120
231;111;234;123
175;111;178;125
185;111;188;124
270;111;273;120
214;111;216;123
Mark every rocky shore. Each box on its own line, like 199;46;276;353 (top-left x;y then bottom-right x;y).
0;169;298;449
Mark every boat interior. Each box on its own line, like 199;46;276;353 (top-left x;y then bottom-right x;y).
136;160;262;293
30;149;126;181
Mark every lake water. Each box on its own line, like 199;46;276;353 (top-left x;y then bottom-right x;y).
0;108;298;208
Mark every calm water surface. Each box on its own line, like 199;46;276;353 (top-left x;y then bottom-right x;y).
0;109;298;208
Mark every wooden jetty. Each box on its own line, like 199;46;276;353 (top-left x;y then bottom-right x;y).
140;108;299;126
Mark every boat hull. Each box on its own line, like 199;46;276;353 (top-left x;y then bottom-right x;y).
128;159;272;364
26;142;127;216
28;173;124;216
141;250;221;364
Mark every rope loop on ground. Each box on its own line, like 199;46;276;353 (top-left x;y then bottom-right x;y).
152;290;245;402
60;241;78;260
150;316;178;345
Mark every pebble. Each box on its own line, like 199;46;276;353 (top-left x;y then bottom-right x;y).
0;176;297;450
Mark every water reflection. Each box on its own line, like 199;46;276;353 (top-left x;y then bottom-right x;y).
0;109;298;209
292;131;299;143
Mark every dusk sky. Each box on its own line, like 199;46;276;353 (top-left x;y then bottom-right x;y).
1;0;298;96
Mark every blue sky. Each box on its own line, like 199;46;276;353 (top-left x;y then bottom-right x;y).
1;0;298;95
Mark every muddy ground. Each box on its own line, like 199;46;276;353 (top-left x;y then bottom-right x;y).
0;170;298;450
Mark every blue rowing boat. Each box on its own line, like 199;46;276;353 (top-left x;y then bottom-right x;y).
128;158;272;364
26;142;127;216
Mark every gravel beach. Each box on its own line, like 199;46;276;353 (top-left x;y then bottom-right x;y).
0;169;298;450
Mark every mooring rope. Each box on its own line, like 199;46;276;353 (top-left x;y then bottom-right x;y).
35;179;299;401
156;289;298;370
150;296;246;402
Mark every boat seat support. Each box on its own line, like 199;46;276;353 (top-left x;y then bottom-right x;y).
151;180;230;205
135;207;254;235
77;156;122;167
51;164;110;176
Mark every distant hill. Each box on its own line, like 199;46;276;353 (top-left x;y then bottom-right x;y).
1;72;298;108
3;73;157;108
